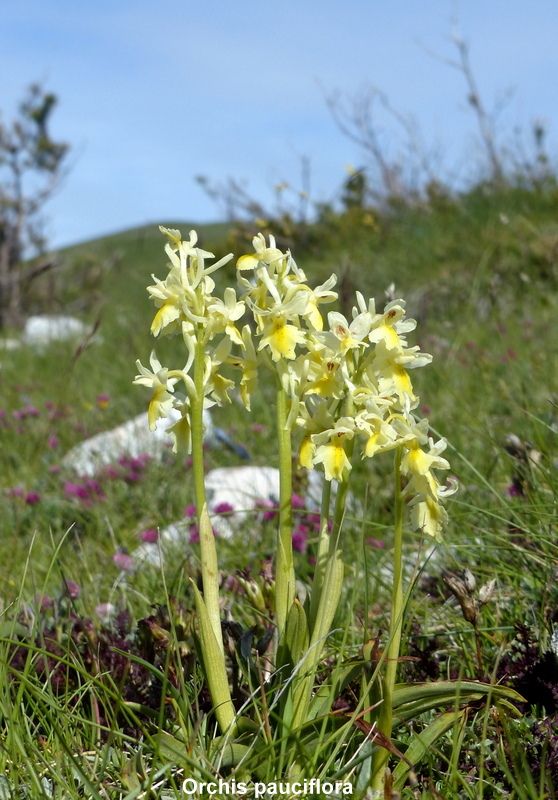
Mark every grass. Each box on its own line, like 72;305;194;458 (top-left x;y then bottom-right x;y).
0;186;557;798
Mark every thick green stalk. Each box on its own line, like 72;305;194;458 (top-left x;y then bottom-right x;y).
307;479;332;635
371;446;404;793
189;332;236;734
191;581;236;734
190;334;222;652
275;382;295;638
308;427;354;625
290;539;344;732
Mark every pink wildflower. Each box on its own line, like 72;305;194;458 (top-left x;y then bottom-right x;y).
213;502;234;515
25;492;41;505
124;471;142;483
36;594;54;611
291;493;306;510
292;529;308;554
255;497;278;520
63;580;80;599
113;552;134;571
64;481;90;500
367;537;386;550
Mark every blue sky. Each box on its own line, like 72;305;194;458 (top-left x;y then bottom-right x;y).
2;1;557;249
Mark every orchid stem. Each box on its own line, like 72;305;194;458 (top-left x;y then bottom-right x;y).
275;382;295;638
372;446;404;794
191;334;223;652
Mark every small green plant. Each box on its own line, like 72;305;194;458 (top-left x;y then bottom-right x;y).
131;226;520;793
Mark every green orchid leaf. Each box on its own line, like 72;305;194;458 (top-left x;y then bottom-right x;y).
392;709;466;790
392;680;524;725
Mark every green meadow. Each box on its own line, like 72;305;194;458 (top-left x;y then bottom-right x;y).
0;181;557;798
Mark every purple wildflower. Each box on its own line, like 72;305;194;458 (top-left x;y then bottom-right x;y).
214;501;234;515
184;504;197;518
124;471;142;483
129;454;151;470
140;529;159;544
292;529;308;554
85;478;104;496
255;497;278;520
291;493;306;510
25;492;41;505
113;552;134;571
48;435;59;449
63;580;80;599
64;481;90;500
367;537;386;550
36;594;54;611
307;512;321;530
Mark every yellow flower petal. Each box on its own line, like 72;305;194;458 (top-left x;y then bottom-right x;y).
299;434;316;470
151;302;181;336
237;253;260;271
314;441;351;482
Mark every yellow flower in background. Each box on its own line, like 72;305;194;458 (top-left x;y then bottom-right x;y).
305;274;338;330
313;310;371;354
259;315;306;361
359;413;399;458
148;269;185;337
134;351;178;430
311;418;356;482
368;300;416;351
166;402;192;453
305;354;344;399
299;433;316;470
401;438;457;541
237;326;259;410
373;340;432;407
402;437;451;483
207;287;245;345
237;232;284;271
206;337;235;406
407;490;448;542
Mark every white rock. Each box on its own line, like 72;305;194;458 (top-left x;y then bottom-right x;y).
134;465;282;564
134;466;350;565
62;407;214;477
22;315;93;346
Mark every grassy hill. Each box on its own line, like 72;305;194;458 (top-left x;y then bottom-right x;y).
0;189;557;795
